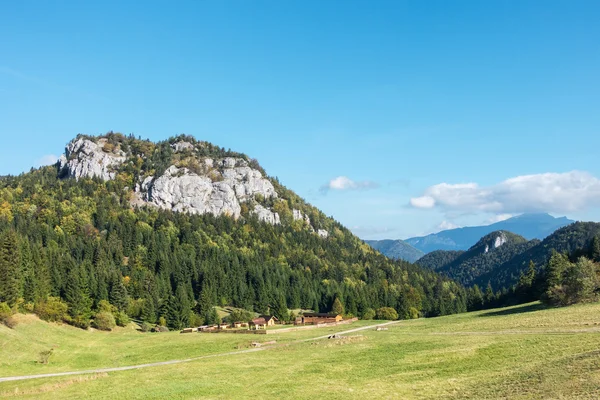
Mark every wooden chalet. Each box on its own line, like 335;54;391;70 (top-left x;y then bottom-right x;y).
295;312;343;325
250;317;267;330
261;315;278;326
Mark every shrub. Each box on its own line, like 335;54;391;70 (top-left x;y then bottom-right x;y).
408;307;420;319
23;302;35;313
69;316;91;329
114;311;130;327
158;316;167;327
97;300;114;313
93;312;116;331
0;302;12;323
38;348;54;364
189;313;204;327
361;308;376;320
34;297;68;322
140;322;152;332
4;316;18;329
376;307;398;320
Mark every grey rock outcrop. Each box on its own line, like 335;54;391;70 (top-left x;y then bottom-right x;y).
171;141;195;153
59;138;126;181
60;137;281;221
252;205;281;225
145;166;242;217
317;229;329;238
293;209;313;229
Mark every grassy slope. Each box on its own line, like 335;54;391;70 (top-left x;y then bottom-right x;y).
2;303;600;399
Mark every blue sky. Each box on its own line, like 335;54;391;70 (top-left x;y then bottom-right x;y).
1;0;600;239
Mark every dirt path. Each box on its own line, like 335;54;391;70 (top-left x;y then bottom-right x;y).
0;320;402;383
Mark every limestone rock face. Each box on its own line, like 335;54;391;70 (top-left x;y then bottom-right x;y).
222;166;277;202
317;229;329;238
171;141;195;153
252;204;280;225
59;138;126;181
60;136;281;221
146;166;242;217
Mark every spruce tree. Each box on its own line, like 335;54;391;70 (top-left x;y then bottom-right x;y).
141;293;156;323
109;273;129;311
332;297;345;315
64;259;92;322
0;231;22;307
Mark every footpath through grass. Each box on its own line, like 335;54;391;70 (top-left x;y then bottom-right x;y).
2;302;600;399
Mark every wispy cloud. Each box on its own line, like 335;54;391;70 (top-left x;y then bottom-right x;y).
320;176;379;194
35;154;59;167
410;171;600;214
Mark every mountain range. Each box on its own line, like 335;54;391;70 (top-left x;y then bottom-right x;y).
366;213;574;262
417;222;600;290
405;213;574;253
363;239;425;263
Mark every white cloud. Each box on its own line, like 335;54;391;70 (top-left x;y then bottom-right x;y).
487;213;514;224
436;220;461;231
410;171;600;214
35;154;59;167
320;176;379;193
410;196;435;209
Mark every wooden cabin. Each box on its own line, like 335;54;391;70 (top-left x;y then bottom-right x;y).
250;317;267;330
261;315;278;326
296;312;343;325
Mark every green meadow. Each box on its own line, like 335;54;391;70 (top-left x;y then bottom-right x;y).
2;302;600;399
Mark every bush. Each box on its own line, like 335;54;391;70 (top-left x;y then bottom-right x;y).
189;313;204;327
361;308;376;320
38;348;54;364
34;297;68;322
408;307;420;319
0;302;12;323
93;312;116;331
114;311;130;327
140;321;152;332
158;316;167;327
64;315;90;329
376;307;398;320
97;300;114;313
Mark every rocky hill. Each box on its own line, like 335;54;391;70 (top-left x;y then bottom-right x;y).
0;133;467;330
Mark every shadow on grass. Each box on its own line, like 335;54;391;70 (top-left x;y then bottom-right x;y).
477;303;547;318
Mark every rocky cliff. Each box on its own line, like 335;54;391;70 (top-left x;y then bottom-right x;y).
57;134;328;236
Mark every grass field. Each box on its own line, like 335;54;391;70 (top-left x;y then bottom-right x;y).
1;302;600;399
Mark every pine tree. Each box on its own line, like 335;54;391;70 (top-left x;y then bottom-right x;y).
332;297;345;315
109;273;129;311
592;235;600;262
0;231;22;307
484;282;495;305
167;286;191;329
205;307;220;325
141;293;156;323
64;259;92;321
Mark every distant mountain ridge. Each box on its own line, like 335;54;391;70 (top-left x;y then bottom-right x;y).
417;231;539;287
364;239;425;263
404;213;574;253
417;222;600;290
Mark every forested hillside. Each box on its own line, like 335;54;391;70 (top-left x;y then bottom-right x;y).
430;231;538;287
479;222;600;289
364;239;424;263
0;133;466;330
417;250;465;271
